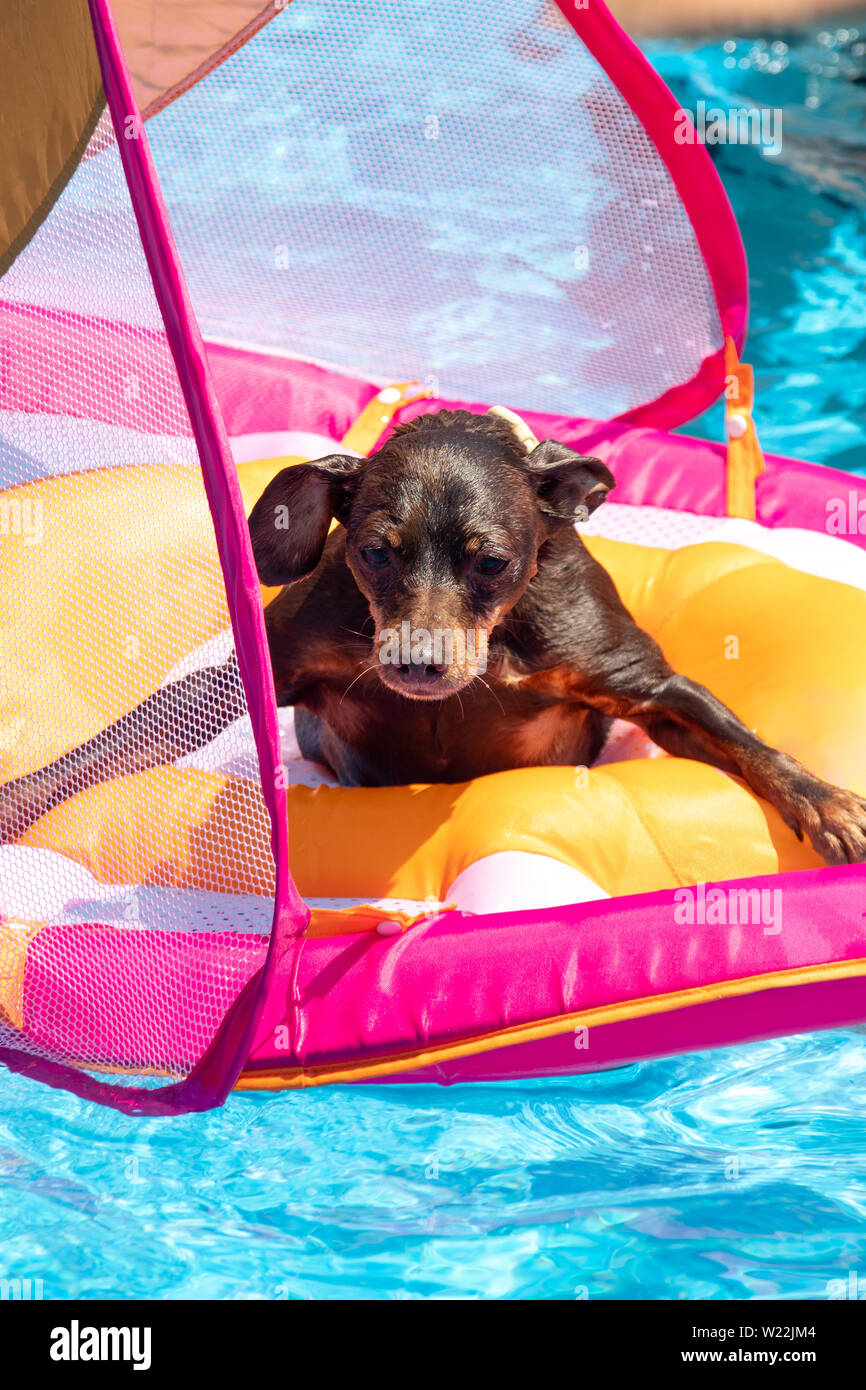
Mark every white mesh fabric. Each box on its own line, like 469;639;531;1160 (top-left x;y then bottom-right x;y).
0;111;274;1086
147;0;721;418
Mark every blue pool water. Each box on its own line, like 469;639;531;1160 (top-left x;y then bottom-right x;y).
2;24;866;1301
2;1031;866;1300
665;29;866;473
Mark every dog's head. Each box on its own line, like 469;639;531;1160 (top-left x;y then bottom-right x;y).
247;410;614;700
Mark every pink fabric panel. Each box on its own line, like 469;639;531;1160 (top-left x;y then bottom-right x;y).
0;300;193;433
0;303;374;440
2;313;860;552
22;926;264;1072
205;343;378;442
8;943;865;1099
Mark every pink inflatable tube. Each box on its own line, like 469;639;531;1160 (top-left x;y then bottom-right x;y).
6;866;866;1089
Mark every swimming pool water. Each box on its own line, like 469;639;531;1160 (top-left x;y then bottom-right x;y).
667;29;866;472
3;1030;865;1300
2;22;865;1302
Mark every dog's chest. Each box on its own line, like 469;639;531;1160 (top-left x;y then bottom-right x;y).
318;669;604;784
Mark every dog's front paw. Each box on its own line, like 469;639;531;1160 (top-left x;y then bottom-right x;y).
785;782;866;866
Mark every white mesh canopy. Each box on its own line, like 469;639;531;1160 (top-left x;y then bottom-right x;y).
147;0;722;418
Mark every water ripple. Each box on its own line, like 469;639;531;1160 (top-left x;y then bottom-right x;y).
1;1029;865;1298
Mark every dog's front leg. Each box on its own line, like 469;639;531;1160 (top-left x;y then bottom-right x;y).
579;664;866;865
0;657;245;843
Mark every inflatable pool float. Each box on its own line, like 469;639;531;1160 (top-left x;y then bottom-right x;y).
0;0;863;1113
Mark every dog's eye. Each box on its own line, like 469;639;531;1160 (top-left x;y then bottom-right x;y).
362;546;390;567
475;556;508;576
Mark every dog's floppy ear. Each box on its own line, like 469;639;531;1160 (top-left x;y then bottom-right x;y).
247;454;364;586
524;440;615;523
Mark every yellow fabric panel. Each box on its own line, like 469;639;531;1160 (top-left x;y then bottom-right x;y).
234;455;305;513
286;758;821;899
0;457;302;782
654;563;866;793
21;767;272;896
0;0;104;275
584;535;866;794
285;767;676;900
584;535;775;635
0;468;228;781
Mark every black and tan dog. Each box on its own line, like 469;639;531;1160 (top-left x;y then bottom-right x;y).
3;409;866;864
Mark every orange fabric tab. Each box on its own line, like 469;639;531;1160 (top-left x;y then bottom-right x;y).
724;336;765;521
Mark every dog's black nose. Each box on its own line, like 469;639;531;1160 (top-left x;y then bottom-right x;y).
396;659;446;683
